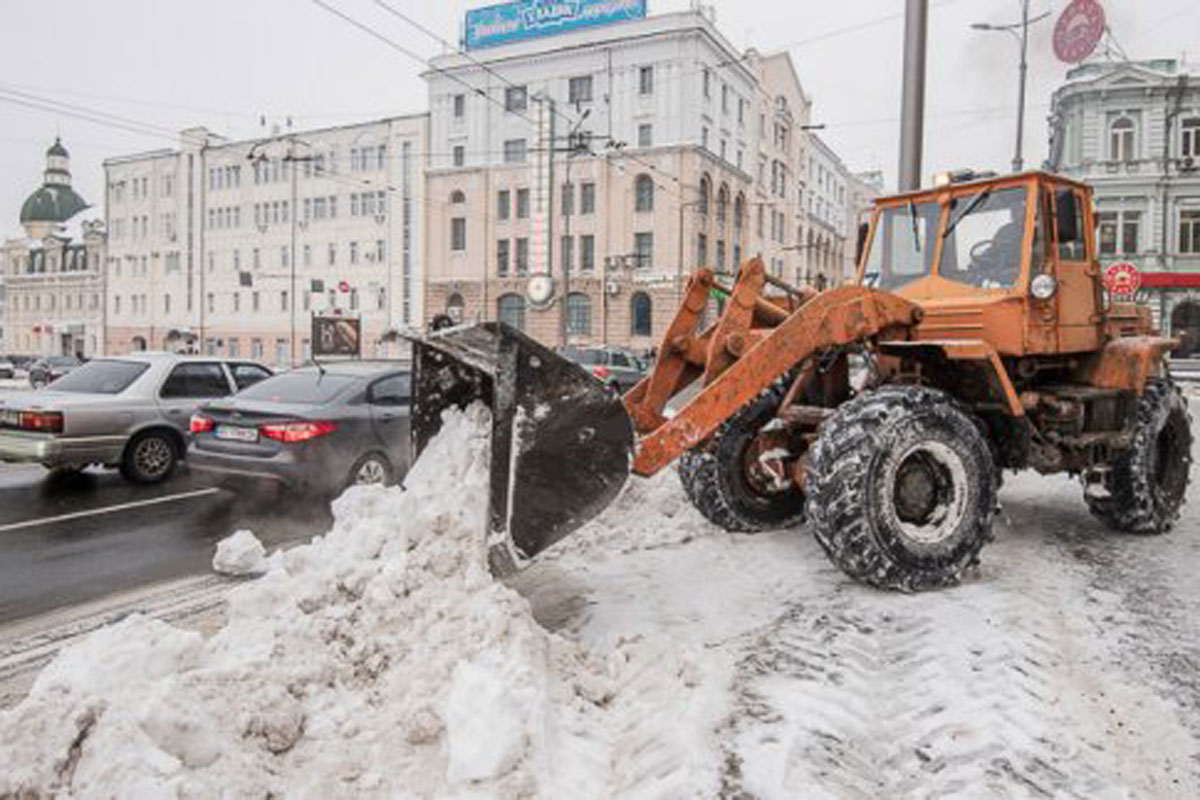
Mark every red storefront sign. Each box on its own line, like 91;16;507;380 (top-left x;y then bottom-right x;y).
1137;272;1200;289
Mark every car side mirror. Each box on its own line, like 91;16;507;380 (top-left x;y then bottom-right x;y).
1055;190;1079;243
855;221;869;268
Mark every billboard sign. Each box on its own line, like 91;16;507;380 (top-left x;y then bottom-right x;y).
465;0;647;50
312;315;362;358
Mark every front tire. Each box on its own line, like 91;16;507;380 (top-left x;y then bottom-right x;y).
1085;379;1193;534
677;377;807;532
121;430;179;485
807;385;998;592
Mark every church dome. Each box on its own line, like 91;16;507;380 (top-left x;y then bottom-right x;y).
20;184;89;225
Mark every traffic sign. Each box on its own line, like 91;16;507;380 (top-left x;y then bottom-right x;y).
1053;0;1105;64
338;280;350;293
1103;261;1140;296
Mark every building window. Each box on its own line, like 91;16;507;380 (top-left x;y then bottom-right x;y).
453;145;465;167
734;193;745;233
1099;210;1141;255
639;65;654;95
561;235;574;272
634;232;653;269
350;241;359;264
699;176;710;215
697;232;707;267
702;68;711;98
516;188;530;219
702;127;709;150
635;174;654;213
328;244;337;265
568;75;593;104
505;85;527;113
631;292;652;337
498;293;526;331
1110;117;1136;163
1181;209;1200;254
1182;118;1200;160
504;138;527;164
566;292;591;336
716;240;725;271
497;239;510;276
637;123;652;148
453;94;465;118
451;218;466;251
497;189;511;220
561;182;574;216
580;235;595;272
451;189;466;205
580;182;596;214
515;237;530;274
721;83;729;113
717;185;728;226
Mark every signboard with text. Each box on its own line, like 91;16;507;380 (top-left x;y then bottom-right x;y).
1103;261;1140;296
465;0;647;50
1053;0;1105;64
312;315;362;358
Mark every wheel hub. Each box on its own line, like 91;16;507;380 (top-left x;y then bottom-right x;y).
889;442;968;546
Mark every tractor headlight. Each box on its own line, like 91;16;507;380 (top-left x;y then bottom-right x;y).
1031;274;1057;301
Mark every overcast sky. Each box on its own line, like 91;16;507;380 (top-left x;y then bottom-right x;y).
0;0;1196;232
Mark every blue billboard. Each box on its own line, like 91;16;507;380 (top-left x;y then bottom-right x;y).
465;0;648;50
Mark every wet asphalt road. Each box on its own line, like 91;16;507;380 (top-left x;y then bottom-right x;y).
0;462;332;624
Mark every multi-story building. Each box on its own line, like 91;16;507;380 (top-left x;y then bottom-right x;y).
843;169;884;280
1048;58;1200;352
801;134;853;290
2;139;105;357
104;116;427;365
423;4;852;350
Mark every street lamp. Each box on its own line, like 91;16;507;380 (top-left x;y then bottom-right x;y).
971;1;1050;173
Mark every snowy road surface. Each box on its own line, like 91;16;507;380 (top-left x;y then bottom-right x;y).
0;398;1196;797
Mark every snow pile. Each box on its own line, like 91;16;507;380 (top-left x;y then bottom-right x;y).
0;404;714;797
211;529;267;576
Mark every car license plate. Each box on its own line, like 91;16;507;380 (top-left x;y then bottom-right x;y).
215;424;258;443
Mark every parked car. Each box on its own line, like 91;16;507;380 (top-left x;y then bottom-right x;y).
28;356;83;388
188;361;412;496
0;357;14;380
560;346;647;394
0;353;273;483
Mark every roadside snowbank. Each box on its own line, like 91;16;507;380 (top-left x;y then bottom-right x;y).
0;405;717;797
211;529;268;576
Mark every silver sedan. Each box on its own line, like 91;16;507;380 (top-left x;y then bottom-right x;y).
0;353;272;483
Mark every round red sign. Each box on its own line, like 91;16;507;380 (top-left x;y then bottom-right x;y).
1053;0;1105;64
338;280;350;292
1103;261;1140;295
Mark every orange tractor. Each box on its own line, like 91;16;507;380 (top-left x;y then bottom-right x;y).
412;170;1193;591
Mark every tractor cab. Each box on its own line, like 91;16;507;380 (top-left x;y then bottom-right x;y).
857;170;1103;355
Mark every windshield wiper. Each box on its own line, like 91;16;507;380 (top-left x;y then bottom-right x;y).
943;189;992;240
908;200;921;253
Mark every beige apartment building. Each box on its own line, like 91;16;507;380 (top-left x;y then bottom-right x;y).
423;8;856;352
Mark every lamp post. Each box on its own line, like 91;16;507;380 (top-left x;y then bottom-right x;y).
972;1;1050;173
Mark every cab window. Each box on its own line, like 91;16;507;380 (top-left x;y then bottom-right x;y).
863;201;940;290
938;186;1027;288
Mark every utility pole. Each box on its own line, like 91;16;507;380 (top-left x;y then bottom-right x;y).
972;1;1050;173
898;0;928;191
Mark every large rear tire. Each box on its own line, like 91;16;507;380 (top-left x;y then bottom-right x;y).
807;385;998;592
1085;379;1192;534
677;378;807;532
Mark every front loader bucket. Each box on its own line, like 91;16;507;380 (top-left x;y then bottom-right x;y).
410;322;634;574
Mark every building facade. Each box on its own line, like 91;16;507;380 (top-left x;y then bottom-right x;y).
104;116;427;365
1048;58;1200;352
423;8;857;351
1;139;105;358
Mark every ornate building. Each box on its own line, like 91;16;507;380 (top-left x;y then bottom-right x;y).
1;139;105;357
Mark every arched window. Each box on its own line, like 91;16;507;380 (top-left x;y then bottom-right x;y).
631;292;652;337
734;193;745;232
635;174;654;213
717;185;729;226
131;336;148;352
566;292;591;336
698;175;711;215
497;293;526;331
450;189;466;204
446;292;465;323
1110;117;1136;163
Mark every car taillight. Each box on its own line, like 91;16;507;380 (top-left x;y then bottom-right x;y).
190;414;215;433
592;365;610;378
260;420;337;443
19;410;63;433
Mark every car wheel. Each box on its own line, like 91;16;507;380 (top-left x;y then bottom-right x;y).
348;452;393;488
121;431;179;485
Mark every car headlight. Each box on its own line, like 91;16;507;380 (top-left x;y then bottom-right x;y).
1030;274;1057;301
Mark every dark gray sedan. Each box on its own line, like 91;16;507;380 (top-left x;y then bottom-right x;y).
188;360;412;496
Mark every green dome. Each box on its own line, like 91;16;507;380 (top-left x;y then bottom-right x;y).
20;184;89;224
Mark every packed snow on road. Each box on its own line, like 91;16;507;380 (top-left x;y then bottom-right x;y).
1;399;1198;797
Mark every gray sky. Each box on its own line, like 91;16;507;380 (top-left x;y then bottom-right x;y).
0;0;1196;232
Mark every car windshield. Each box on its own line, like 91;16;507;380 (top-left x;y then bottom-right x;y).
939;186;1028;288
46;359;149;394
236;371;358;404
862;201;941;290
563;348;605;365
47;357;78;367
